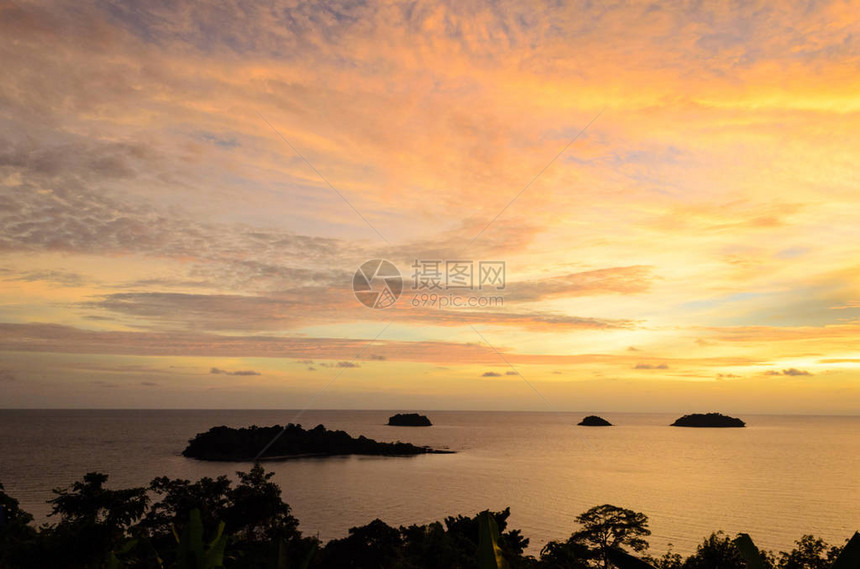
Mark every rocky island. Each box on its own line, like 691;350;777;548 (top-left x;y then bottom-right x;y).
670;413;745;428
182;424;451;461
578;415;612;426
387;413;432;426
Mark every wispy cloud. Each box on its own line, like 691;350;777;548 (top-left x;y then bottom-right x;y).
210;367;262;376
634;363;669;370
765;368;813;377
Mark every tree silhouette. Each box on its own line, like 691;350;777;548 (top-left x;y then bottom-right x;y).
779;535;842;569
569;504;651;569
44;472;148;568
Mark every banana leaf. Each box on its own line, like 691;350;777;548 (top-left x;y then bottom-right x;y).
175;509;226;569
203;521;227;569
733;533;765;569
275;539;317;569
607;547;659;569
477;511;509;569
832;532;860;569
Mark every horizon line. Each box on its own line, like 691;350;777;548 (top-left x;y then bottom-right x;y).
1;407;858;417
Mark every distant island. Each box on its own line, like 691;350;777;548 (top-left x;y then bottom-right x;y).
578;415;612;426
670;413;745;428
182;424;451;461
388;413;432;426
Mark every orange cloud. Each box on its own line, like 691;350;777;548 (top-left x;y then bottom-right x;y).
1;0;859;411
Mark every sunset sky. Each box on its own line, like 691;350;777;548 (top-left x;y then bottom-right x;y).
1;0;858;412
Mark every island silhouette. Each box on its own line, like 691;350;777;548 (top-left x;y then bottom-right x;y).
670;413;745;428
578;415;612;426
182;424;451;461
388;413;432;426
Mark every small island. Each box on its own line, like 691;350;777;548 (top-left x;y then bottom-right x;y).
388;413;432;426
578;415;612;426
670;413;745;428
182;424;451;461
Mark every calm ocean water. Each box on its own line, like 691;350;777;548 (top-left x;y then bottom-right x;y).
0;410;858;555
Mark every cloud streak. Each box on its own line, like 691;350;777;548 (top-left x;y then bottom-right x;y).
210;367;262;376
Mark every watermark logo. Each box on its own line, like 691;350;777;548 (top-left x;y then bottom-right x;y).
353;259;403;309
354;259;505;309
410;260;505;290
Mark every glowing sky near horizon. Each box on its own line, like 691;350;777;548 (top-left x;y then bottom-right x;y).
1;0;859;412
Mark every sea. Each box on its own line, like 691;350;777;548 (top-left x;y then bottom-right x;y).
0;410;858;556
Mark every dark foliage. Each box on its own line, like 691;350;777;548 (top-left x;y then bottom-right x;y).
0;483;37;569
646;545;684;569
317;507;533;569
131;464;306;568
35;472;149;569
778;536;843;569
540;537;593;569
0;467;307;569
541;504;650;569
0;475;854;569
682;532;773;569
